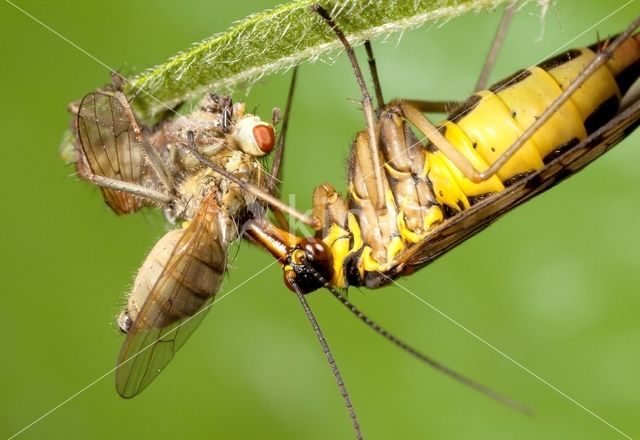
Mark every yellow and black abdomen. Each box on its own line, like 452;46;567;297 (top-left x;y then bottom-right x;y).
428;34;640;213
323;34;640;289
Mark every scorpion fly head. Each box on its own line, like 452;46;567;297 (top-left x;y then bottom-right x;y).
283;237;333;294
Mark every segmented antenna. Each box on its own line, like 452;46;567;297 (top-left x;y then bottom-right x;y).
289;279;364;440
303;261;533;415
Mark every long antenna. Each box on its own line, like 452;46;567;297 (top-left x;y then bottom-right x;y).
331;286;532;415
304;262;532;415
290;280;364;440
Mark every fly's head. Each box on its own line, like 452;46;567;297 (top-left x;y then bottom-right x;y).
196;93;275;157
231;113;275;157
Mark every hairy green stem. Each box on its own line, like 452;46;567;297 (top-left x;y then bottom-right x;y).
124;0;530;121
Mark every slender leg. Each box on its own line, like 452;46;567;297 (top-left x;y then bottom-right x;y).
271;68;299;184
312;4;386;212
186;131;319;229
271;70;296;229
112;90;176;193
400;18;640;184
394;3;513;115
84;174;174;205
364;41;384;109
474;1;516;92
268;68;299;230
271;107;281;129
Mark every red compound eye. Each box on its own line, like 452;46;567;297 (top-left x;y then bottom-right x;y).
252;124;275;154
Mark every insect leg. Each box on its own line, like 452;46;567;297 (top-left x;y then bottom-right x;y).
83;174;174;206
364;41;384;109
312;4;386;211
394;3;515;114
474;1;516;91
268;68;298;230
402;17;640;184
186;131;319;229
111;90;176;193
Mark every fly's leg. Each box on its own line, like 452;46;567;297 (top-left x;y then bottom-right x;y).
109;89;176;193
186;131;319;229
402;17;640;184
312;4;386;212
75;87;175;212
268;68;299;230
91;79;176;194
83;173;174;206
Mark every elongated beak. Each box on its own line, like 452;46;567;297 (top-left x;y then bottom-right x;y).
243;218;302;264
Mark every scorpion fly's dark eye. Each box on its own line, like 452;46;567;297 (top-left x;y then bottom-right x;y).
283;238;333;294
300;238;332;269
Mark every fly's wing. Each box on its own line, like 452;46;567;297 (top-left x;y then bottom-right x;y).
76;91;146;214
116;193;228;398
395;99;640;273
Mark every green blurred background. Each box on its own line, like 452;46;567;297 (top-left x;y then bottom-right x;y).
2;0;639;439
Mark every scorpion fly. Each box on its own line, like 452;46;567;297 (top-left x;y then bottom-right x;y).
244;6;640;438
69;74;311;398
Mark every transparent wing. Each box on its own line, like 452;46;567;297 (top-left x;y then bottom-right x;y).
76;91;146;214
396;99;640;271
116;193;228;397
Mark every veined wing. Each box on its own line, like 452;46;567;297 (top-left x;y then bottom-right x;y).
395;98;640;272
76;91;146;214
116;192;228;398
